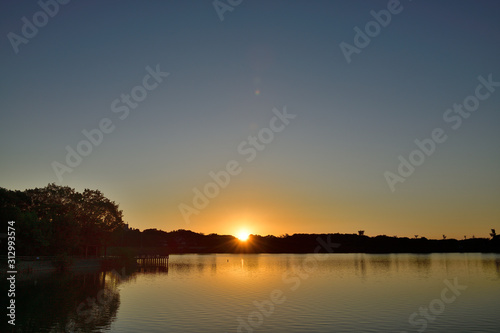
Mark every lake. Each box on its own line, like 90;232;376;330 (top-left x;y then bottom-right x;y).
8;253;500;332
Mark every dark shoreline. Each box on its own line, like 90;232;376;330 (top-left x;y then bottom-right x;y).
111;230;500;254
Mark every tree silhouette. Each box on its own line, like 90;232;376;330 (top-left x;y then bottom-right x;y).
1;184;124;256
77;188;124;256
490;229;496;239
358;230;365;236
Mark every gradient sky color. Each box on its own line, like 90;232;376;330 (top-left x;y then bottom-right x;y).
1;0;499;239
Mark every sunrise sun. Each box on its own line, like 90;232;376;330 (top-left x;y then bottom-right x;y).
236;231;250;241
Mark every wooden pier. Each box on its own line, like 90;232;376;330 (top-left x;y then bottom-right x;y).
135;254;169;266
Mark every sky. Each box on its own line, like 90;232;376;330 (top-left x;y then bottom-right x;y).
1;0;499;239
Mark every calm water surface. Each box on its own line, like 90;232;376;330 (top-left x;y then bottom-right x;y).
9;253;500;332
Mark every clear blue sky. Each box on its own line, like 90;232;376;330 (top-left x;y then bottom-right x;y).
1;0;499;239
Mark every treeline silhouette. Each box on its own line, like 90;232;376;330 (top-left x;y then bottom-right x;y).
1;184;499;255
114;228;500;254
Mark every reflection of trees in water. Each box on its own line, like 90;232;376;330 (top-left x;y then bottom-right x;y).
367;255;392;273
408;254;432;273
481;257;500;279
64;288;120;333
240;255;260;271
354;254;366;278
354;254;434;276
164;255;263;275
9;268;135;333
168;262;197;273
165;262;211;274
